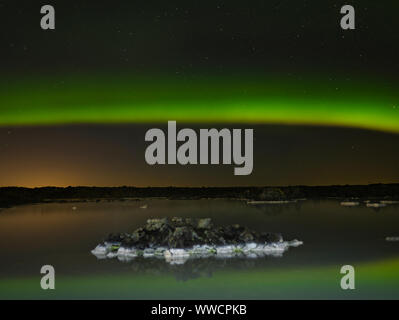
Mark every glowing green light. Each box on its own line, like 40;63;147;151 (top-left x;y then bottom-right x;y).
0;75;398;133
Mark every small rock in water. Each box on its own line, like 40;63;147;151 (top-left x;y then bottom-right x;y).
91;244;108;256
386;237;399;242
340;201;359;207
91;217;302;264
381;200;399;205
288;239;304;247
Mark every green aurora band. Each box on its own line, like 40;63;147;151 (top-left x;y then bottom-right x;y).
1;75;398;133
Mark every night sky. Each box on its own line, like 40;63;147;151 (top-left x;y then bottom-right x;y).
2;0;399;75
0;0;398;187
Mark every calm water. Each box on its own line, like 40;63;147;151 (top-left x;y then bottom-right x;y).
0;199;398;299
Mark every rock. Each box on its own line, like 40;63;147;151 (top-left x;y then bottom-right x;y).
191;245;214;256
183;218;195;227
168;226;195;248
145;218;169;232
239;230;255;242
143;248;155;257
259;232;283;243
203;230;224;245
117;247;138;258
165;255;189;265
106;252;118;258
216;245;236;254
128;227;146;247
154;247;167;256
165;248;190;257
340;201;360;206
164;249;190;265
386;236;399;242
288;239;303;247
171;217;185;227
95;217;301;264
106;233;124;242
105;217;286;248
197;218;213;229
219;225;242;242
244;242;257;250
91;244;109;256
367;203;386;208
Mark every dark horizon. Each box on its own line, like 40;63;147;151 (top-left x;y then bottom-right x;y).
2;182;399;189
2;183;398;209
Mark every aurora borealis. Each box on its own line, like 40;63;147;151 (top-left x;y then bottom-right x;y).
1;74;398;133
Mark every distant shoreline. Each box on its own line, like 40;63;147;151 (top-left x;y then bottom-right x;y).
1;184;399;209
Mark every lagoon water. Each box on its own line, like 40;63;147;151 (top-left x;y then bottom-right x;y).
0;199;398;299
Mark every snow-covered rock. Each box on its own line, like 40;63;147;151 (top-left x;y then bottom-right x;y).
340;201;360;207
367;203;386;208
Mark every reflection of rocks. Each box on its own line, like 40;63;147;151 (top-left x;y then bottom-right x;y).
115;254;287;282
366;202;387;208
91;217;302;264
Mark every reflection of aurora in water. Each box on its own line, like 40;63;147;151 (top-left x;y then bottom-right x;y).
1;75;398;133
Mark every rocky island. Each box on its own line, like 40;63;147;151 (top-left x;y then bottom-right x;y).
91;217;303;264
